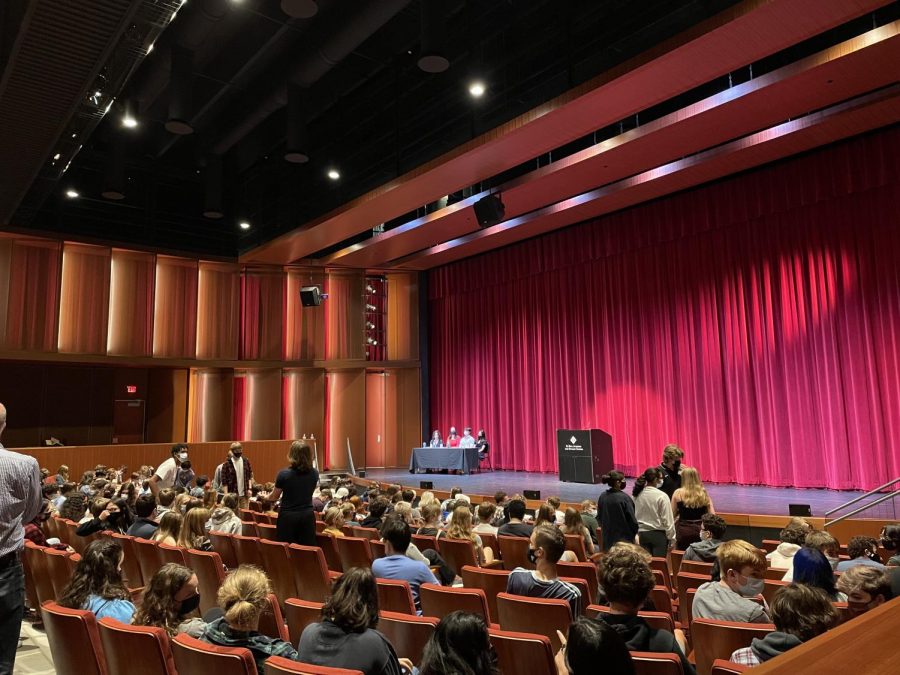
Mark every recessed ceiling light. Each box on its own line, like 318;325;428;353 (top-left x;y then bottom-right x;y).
122;115;138;129
327;169;340;180
65;189;79;199
468;81;486;98
147;42;154;54
53;153;61;161
239;221;251;230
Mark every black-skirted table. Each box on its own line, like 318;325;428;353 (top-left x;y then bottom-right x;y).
409;446;480;474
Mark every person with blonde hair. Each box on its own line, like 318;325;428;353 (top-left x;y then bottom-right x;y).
418;491;437;508
693;540;770;623
176;507;212;551
269;440;318;546
561;507;597;554
439;504;494;564
670;466;715;549
201;566;298;670
133;563;205;637
152;511;182;545
54;464;70;485
207;493;242;534
322;506;346;537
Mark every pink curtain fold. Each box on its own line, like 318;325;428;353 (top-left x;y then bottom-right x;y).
284;270;325;360
153;256;198;358
325;272;364;361
240;268;284;360
196;261;239;360
429;126;900;490
58;243;111;354
1;238;61;351
107;249;155;356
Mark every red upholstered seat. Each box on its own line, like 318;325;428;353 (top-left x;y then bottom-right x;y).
710;659;751;674
369;540;387;559
258;593;290;641
98;618;177;675
378;611;438;665
489;628;556;675
171;632;258;675
763;579;790;605
25;541;55;607
133;538;162;586
241;521;257;537
376;578;417;615
284;598;324;647
255;523;279;541
334;536;374;572
258;539;299;606
631;651;684;675
157;542;187;566
556;561;599;606
411;534;437;552
314;533;344;572
351;526;381;540
670;549;685;576
460;565;511;622
650;585;677;621
680;560;715;577
232;534;265;568
109;534;144;592
651;558;674;592
564;534;591;562
586;606;676;633
288;544;336;603
43;547;73;602
185;549;226;615
479;532;500;559
209;531;239;569
41;601;108;675
419;583;492;624
691;618;774;675
675;572;708;626
265;655;364;674
496;592;571;651
498;535;533;571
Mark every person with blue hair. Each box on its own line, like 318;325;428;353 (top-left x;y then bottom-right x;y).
791;547;847;601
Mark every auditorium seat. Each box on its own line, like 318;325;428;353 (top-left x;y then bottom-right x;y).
22;540;40;613
350;526;381;540
498;535;534;571
98;618;177;675
760;540;779;553
25;542;55;607
496;592;571;651
762;579;790;605
285;598;325;646
651;558;674;591
257;593;289;642
264;656;363;675
479;532;500;559
710;659;750;674
185;549;226;615
488;628;556;675
631;651;684;675
460;565;511;622
650;585;677;621
378;612;438;665
411;534;437;552
558;576;591;614
691;618;774;675
209;531;239;569
679;560;714;577
61;520;83;554
765;567;789;580
341;524;355;536
171;633;257;675
564;534;591;562
43;547;74;601
287;544;337;603
670;550;685;576
419;583;492;624
315;520;327;534
314;533;343;573
369;539;387;559
132;538;161;586
241;521;257;537
232;535;265;568
257;512;277;525
255;523;279;541
437;536;502;574
676;573;709;626
157;542;187;567
109;534;144;592
66;552;81;574
586;606;676;633
41;601;108;675
334;536;374;572
556;561;599;605
258;540;299;606
239;509;256;522
375;579;417;615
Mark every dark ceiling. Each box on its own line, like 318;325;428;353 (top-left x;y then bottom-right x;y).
2;0;747;258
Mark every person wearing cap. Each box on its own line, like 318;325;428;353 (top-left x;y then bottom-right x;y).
335;486;350;501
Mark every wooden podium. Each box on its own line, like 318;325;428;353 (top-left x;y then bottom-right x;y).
556;429;613;484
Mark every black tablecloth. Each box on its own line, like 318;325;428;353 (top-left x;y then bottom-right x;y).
409;446;480;474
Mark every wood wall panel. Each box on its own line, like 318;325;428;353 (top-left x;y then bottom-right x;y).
3;238;61;351
58;243;111;354
366;373;387;467
283;368;325;467
326;272;364;360
237;368;282;440
392;367;422;468
326;369;365;471
387;272;419;360
153;256;198;358
285;270;325;360
240;269;284;360
196;262;239;360
108;250;155;357
188;368;233;442
146;368;188;443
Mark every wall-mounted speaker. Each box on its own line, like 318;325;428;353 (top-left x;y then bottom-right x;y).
473;194;505;228
300;286;324;307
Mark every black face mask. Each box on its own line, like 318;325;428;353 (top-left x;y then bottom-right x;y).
868;551;883;563
179;593;201;616
881;538;895;550
232;452;242;458
527;548;538;564
673;460;682;471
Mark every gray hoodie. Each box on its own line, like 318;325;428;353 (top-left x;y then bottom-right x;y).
207;506;242;534
683;538;722;562
751;631;803;662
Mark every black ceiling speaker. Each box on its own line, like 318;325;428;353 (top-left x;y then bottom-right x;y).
203;158;224;219
282;0;318;18
300;285;327;307
166;46;194;135
473;194;505;228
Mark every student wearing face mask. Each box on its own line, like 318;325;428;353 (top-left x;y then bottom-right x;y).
134;563;207;637
835;565;891;619
632;467;675;557
783;531;840;581
150;443;191;498
76;497;130;536
658;444;684;498
835;536;885;572
579;499;600;547
692;540;771;623
506;524;582;618
879;523;900;565
683;513;727;562
597;471;639;552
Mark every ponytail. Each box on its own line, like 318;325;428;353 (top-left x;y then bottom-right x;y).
633;467;662;498
224;599;258;629
601;470;625;491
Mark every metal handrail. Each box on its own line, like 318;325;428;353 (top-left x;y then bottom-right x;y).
825;487;900;527
824;476;900;516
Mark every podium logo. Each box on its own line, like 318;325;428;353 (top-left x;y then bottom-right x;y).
570;436;577;444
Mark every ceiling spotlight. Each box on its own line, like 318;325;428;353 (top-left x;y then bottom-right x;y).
53;153;61;161
147;42;154;54
122;115;138;128
468;81;486;98
327;168;340;180
65;189;79;199
239;221;251;230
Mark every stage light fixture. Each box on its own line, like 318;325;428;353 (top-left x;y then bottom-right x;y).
366;321;375;330
473;193;505;228
327;168;340;180
468;81;486;98
53;153;61;161
65;189;79;199
367;337;378;346
239;221;251;230
365;303;377;312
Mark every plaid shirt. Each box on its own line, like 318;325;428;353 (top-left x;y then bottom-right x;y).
220;456;253;495
201;617;297;672
0;445;43;557
730;647;761;666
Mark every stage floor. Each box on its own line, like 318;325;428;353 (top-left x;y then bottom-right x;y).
364;468;898;519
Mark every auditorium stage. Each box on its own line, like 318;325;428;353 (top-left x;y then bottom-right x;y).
363;469;897;519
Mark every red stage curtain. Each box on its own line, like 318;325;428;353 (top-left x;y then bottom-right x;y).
0;237;60;351
58;243;110;354
240;268;284;360
429;127;900;490
284;270;325;360
325;272;365;360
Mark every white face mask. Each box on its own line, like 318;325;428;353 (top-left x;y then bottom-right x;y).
178;452;188;462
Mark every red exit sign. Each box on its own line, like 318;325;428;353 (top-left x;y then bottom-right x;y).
126;385;137;394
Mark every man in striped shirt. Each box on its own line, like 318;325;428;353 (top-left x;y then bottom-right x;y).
506;524;582;617
0;402;44;675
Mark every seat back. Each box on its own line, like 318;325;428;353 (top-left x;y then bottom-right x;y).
62;520;83;553
460;565;510;623
479;532;500;558
22;540;40;611
232;535;265;568
378;611;438;665
765;566;789;580
157;542;187;567
171;633;258;675
411;534;437;552
98;617;177;675
376;579;417;615
255;523;279;541
630;651;684;675
650;585;676;619
185;549;226;615
109;534;144;591
419;583;491;624
676;572;709;626
498;536;534;570
257;593;289;641
680;560;715;577
369;540;387;559
315;520;327;534
760;540;779;553
710;659;750;675
650;558;673;592
488;628;556;675
670;549;685;576
314;533;343;572
691;618;774;675
436;536;479;574
41;601;108;675
496;593;571;650
44;547;74;601
209;531;239;569
133;538;162;586
762;579;790;605
558;576;590;615
241;521;257;537
287;544;333;603
564;534;589;562
25;541;55;606
334;536;373;572
240;509;257;522
265;656;364;674
350;526;381;541
284;598;325;647
258;540;298;606
556;561;599;606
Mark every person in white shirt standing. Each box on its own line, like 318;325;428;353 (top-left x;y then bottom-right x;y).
221;442;253;511
632;466;676;557
149;444;190;499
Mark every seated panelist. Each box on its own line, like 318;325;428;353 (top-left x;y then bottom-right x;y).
429;430;443;447
447;427;460;447
475;430;490;460
459;427;477;448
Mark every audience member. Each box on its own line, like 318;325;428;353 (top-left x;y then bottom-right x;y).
177;507;212;551
632;467;675;557
670;467;714;549
439;505;494;565
658;444;684;498
133;563;206;637
190;475;208;499
53;482;75;511
534;504;556;529
323;506;346;537
473;502;498;535
440;487;464;512
24;501;68;550
372;516;438;614
791;547;846;601
683;514;727;562
152;511;182;545
767;520;810;570
692;540;770;623
221;442;254;510
836;565;891;619
269;441;318;547
362;497;390;530
784;531;840;581
879;524;900;565
506;524;582;617
547;496;565;525
595;543;693;674
497;498;534;538
561;507;596;554
419;611;498;675
54;464;70;486
76;497;129;536
59;492;87;522
126;493;159;538
58;539;135;623
207;493;242;534
201;566;298;670
579;499;600;547
150;444;190;497
730;584;836;666
557;616;634;675
156;488;177;517
298;567;413;674
417;502;442;536
597;471;639;551
836;536;885;572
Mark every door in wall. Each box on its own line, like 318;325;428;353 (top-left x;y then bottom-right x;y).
113;399;145;444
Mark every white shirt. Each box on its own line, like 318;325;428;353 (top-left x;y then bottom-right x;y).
233;457;245;496
459;434;476;448
634;485;676;544
155;457;179;490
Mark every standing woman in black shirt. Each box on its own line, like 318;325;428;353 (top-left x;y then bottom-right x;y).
269;441;319;546
596;471;639;551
